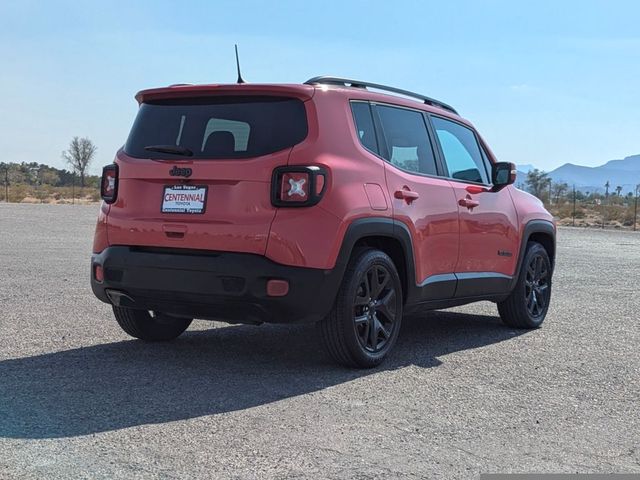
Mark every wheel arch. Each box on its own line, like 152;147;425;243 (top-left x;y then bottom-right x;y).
335;218;416;303
509;220;556;291
529;231;555;268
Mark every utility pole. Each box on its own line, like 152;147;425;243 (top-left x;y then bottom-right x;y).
3;166;8;202
602;192;606;230
634;184;639;232
572;185;576;227
72;170;75;205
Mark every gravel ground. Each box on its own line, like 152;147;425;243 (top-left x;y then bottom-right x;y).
1;203;639;479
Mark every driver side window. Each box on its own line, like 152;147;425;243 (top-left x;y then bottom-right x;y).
431;116;489;184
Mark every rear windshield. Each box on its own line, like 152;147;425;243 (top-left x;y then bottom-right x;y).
124;96;308;159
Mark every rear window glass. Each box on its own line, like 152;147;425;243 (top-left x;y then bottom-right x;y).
124;96;308;159
350;101;379;154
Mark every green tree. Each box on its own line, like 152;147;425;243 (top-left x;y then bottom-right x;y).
525;169;551;201
551;181;569;204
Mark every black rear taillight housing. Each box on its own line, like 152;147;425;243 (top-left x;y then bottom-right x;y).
271;165;327;207
101;164;119;204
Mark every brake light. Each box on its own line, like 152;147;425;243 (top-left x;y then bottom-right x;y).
271;166;327;207
101;164;118;204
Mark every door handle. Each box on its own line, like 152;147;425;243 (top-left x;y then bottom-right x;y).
458;197;480;209
394;188;420;204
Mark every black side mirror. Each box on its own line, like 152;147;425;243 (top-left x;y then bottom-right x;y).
492;162;517;190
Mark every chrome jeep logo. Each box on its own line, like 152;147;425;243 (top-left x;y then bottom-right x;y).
169;166;192;178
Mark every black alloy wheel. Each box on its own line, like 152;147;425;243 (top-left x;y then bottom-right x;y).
319;248;403;368
498;241;552;329
524;253;550;318
353;264;398;353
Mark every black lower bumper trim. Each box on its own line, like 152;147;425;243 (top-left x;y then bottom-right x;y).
91;246;342;324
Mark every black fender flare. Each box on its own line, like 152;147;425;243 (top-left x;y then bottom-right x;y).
508;219;556;291
332;217;418;301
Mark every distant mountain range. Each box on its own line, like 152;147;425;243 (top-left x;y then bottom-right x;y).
517;154;640;194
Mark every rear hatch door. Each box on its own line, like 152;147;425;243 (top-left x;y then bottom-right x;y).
107;91;310;255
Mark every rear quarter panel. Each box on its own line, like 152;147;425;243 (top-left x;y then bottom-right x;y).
265;90;392;269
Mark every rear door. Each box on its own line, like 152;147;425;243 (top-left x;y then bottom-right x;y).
367;102;459;299
429;115;519;295
107;95;308;255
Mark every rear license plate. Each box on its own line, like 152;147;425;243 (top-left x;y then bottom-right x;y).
162;185;208;214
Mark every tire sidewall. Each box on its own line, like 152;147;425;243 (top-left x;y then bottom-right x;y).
516;243;552;327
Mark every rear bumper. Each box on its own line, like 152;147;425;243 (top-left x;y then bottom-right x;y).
90;246;342;324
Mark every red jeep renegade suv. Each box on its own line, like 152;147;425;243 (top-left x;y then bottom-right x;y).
91;76;555;368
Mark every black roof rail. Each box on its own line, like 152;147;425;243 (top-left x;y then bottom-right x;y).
304;76;458;115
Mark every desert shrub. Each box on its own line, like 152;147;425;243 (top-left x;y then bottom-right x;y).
9;185;30;203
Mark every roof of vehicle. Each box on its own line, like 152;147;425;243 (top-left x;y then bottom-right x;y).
135;78;465;122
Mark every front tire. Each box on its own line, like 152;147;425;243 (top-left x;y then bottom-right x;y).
319;249;403;368
113;306;192;341
498;242;552;329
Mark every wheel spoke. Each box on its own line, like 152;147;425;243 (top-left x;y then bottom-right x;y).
363;272;372;299
376;290;395;322
527;265;535;280
537;295;546;310
377;315;390;339
354;314;369;325
361;318;370;345
368;316;379;350
371;268;388;298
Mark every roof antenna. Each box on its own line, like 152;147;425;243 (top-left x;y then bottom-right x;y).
235;44;245;84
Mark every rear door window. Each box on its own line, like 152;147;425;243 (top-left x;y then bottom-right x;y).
350;101;379;154
125;96;308;159
375;105;438;176
431;116;489;184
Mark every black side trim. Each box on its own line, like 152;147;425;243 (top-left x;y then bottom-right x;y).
454;272;512;298
333;218;554;309
404;293;509;314
416;273;457;302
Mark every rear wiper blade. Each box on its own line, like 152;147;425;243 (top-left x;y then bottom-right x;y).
144;145;194;156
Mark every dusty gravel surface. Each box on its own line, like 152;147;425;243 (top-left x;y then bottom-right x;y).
1;203;639;479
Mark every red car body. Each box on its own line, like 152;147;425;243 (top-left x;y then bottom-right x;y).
91;78;555;333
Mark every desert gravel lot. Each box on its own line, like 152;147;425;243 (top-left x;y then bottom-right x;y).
1;203;639;479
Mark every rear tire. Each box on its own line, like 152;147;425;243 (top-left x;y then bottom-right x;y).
498;241;552;329
319;248;403;368
113;306;192;341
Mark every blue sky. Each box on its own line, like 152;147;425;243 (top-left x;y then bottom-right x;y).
0;0;638;174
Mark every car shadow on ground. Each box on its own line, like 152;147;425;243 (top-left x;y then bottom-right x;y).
0;310;526;439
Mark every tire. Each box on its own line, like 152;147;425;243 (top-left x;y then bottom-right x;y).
498;241;552;329
319;248;403;368
112;306;192;341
